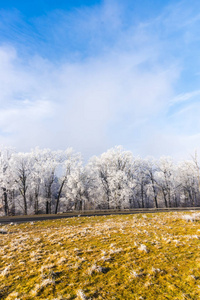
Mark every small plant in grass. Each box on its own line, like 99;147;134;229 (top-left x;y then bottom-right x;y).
138;244;149;253
76;289;87;300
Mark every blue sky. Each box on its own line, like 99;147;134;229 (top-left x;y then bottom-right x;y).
0;0;200;159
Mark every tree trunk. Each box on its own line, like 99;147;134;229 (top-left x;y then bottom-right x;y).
34;195;39;214
162;189;168;207
55;180;65;214
46;200;49;214
168;189;171;207
151;178;158;208
23;194;27;215
3;188;9;216
141;183;144;208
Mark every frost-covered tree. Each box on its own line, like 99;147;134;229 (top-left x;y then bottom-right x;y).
36;149;58;214
133;158;150;208
0;145;200;215
155;157;175;207
177;160;198;207
144;158;159;208
0;147;15;215
190;151;200;204
88;146;134;209
62;166;87;211
29;148;54;214
10;152;34;215
55;149;83;213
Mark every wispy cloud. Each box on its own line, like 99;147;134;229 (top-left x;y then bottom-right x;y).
170;90;200;105
0;0;200;159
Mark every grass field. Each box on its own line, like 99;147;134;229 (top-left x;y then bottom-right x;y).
1;211;200;299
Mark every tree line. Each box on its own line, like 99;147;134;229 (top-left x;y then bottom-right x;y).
0;146;200;216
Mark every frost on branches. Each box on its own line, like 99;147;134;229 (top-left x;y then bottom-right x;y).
0;145;200;215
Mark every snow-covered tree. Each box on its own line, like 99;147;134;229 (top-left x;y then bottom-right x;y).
0;145;200;215
177;160;198;207
88;146;134;209
0;147;15;215
10;152;34;215
155;157;175;207
55;148;83;213
144;158;159;208
36;149;58;214
133;158;150;208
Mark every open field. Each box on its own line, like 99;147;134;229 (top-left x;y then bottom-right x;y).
1;212;200;299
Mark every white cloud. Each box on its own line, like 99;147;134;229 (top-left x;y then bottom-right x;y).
0;43;177;158
170;90;200;105
1;0;200;160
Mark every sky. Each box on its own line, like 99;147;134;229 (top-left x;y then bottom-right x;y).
0;0;200;160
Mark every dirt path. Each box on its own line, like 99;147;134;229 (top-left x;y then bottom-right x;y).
0;207;200;224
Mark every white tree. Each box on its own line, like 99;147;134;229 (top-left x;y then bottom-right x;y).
0;147;15;215
133;158;150;208
144;158;159;208
35;148;58;214
10;152;34;215
0;145;200;215
88;146;134;209
177;160;198;207
55;148;83;213
155;157;175;208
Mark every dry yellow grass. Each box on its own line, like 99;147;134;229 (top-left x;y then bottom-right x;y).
1;211;200;299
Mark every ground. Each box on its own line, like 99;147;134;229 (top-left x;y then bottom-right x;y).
0;211;200;299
